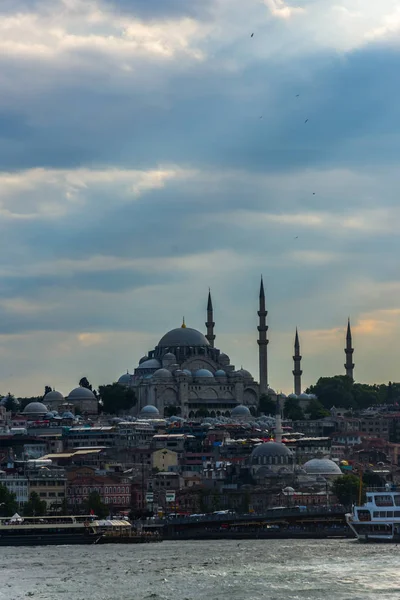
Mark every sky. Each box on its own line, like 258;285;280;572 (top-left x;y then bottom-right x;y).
1;0;400;397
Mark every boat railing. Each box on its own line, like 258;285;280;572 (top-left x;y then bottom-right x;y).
365;486;398;493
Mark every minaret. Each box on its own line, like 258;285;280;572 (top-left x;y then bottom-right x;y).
205;289;215;347
257;276;269;394
292;328;302;396
275;394;283;443
344;318;354;380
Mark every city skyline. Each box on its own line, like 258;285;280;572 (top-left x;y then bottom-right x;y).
1;0;400;396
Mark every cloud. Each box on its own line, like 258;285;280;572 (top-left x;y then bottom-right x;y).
263;0;304;19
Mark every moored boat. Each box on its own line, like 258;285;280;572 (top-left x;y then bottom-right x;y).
346;485;400;542
0;515;101;546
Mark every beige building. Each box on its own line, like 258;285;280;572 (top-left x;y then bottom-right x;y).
152;448;178;472
27;467;67;511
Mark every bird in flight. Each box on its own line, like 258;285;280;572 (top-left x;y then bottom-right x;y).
294;236;299;239
259;116;263;119
296;94;300;97
251;33;254;37
304;119;309;123
313;192;315;195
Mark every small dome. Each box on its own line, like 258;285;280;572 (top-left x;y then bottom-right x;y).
299;393;310;399
139;356;149;364
237;369;253;379
251;442;293;462
68;387;96;400
140;405;160;418
267;387;276;395
44;390;64;403
231;405;251;417
163;352;176;360
308;393;318;400
288;393;298;399
303;458;342;475
218;353;230;366
61;411;75;419
158;327;209;348
137;359;161;370
280;393;287;399
118;373;131;385
215;369;226;377
283;486;295;494
195;369;214;378
23;402;49;416
153;368;173;379
182;369;192;377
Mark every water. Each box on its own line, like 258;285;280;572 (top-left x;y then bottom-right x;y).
1;539;399;600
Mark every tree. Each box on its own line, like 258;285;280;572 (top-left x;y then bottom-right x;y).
83;491;108;518
307;375;354;410
23;492;47;516
283;396;304;420
332;474;362;507
3;393;19;414
44;386;52;396
98;383;137;414
258;394;275;416
0;484;18;517
79;377;92;390
307;397;330;420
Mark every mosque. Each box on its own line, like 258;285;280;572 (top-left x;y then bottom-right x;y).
116;280;355;419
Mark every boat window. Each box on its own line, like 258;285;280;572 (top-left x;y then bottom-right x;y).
379;511;386;517
375;495;394;507
394;495;400;506
387;511;393;517
373;511;379;517
395;511;400;517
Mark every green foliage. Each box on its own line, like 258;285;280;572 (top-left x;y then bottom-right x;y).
283;396;304;420
332;474;362;506
83;491;108;518
307;376;354;410
258;394;275;416
23;492;47;516
307;397;330;419
79;377;92;390
0;483;18;516
3;393;19;414
164;405;179;417
98;383;137;414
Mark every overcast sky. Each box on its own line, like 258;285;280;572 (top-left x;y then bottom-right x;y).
1;0;400;397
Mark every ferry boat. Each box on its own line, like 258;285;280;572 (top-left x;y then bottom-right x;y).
346;485;400;542
0;515;101;546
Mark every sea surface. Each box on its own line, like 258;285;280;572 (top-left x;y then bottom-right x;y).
1;539;399;600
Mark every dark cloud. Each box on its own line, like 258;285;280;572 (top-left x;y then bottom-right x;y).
101;0;214;20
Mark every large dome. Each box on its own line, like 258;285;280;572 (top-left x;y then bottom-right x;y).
303;458;342;476
195;369;214;378
118;373;131;385
44;390;64;404
23;402;49;416
68;387;96;400
137;359;161;370
251;441;293;461
158;327;209;348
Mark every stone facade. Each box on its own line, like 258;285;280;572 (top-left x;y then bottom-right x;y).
129;323;261;418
